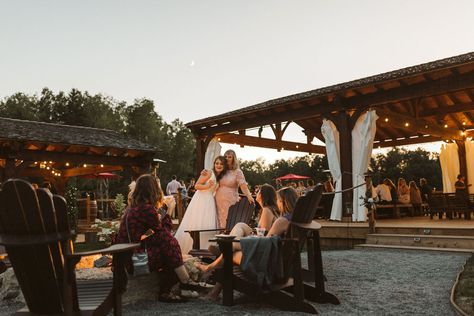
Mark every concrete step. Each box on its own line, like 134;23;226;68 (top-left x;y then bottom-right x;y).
365;233;474;249
355;243;474;253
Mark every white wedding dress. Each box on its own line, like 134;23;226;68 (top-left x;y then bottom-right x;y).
174;171;218;256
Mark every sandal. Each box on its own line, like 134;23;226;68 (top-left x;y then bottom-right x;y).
158;292;188;303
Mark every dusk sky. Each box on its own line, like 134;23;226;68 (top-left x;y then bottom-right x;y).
1;0;474;161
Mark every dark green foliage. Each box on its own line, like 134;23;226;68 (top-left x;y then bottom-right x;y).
370;147;442;189
65;185;79;230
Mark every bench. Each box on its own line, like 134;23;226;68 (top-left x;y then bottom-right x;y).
428;193;473;220
374;202;428;218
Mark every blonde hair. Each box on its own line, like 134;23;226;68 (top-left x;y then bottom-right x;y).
224;149;240;170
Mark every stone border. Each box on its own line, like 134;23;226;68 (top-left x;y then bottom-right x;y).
450;259;470;316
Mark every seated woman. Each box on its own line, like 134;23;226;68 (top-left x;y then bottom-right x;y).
196;186;299;300
397;178;410;204
116;174;196;303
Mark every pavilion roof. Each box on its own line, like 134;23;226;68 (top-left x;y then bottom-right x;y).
0;117;159;180
0;117;156;152
186;51;474;152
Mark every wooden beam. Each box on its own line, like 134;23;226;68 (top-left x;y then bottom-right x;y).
373;135;441;148
376;108;463;140
418;102;474;118
191;70;474;140
216;133;326;154
0;149;154;166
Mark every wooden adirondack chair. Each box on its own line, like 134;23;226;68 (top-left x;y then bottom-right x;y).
216;185;339;314
187;197;255;258
0;179;140;315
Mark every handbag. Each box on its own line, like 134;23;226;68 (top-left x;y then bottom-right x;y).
126;211;150;276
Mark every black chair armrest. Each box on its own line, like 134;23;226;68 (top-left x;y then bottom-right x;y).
0;231;75;246
67;243;140;259
185;228;225;234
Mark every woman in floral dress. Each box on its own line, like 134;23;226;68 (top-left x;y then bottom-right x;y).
214;149;255;228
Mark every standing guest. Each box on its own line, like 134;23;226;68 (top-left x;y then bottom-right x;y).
419;178;432;203
187;178;197;199
455;174;469;197
179;180;188;209
116;174;195;303
409;181;422;215
166;175;182;196
174;156;227;256
215;150;255;229
376;179;392;204
397;178;410;204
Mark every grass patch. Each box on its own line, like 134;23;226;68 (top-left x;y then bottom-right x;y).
455;254;474;315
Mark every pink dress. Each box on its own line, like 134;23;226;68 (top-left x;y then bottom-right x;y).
215;169;247;228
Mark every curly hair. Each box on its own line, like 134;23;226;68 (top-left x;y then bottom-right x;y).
130;174;164;208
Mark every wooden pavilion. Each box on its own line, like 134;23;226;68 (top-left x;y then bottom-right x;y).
0;117;159;194
186;52;474;218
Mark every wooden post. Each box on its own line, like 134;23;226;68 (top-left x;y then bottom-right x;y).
4;158;16;181
456;140;469;194
336;112;353;218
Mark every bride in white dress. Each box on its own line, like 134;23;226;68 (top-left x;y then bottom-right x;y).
174;156;227;256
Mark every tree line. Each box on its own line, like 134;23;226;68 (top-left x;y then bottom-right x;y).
1;88;443;195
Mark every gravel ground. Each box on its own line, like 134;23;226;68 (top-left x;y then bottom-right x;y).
0;248;469;316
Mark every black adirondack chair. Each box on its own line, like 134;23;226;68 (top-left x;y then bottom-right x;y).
0;179;140;315
187;197;255;258
216;185;339;314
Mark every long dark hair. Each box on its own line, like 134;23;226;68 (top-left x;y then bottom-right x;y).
258;184;279;218
277;186;299;216
213;155;228;183
130;174;163;208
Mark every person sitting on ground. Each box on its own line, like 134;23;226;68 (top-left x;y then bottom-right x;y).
196;186;299;301
409;181;422;215
376;179;392;204
397;178;410;204
116;174;196;303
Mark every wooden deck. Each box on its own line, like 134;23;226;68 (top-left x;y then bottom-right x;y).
318;216;474;249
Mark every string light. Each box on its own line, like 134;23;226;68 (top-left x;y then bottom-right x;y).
100;164;104;168
65;162;70;167
444;124;448;128
83;164;87;167
384;118;389;122
404;122;409;127
463;122;467;126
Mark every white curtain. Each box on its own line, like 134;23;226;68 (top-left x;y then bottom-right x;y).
439;143;459;193
321;119;342;221
465;139;474;193
204;138;222;170
351;110;378;222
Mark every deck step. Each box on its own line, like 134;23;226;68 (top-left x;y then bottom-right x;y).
355;243;474;253
365;233;474;249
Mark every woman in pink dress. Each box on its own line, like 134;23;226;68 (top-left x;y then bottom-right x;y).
214;149;254;228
